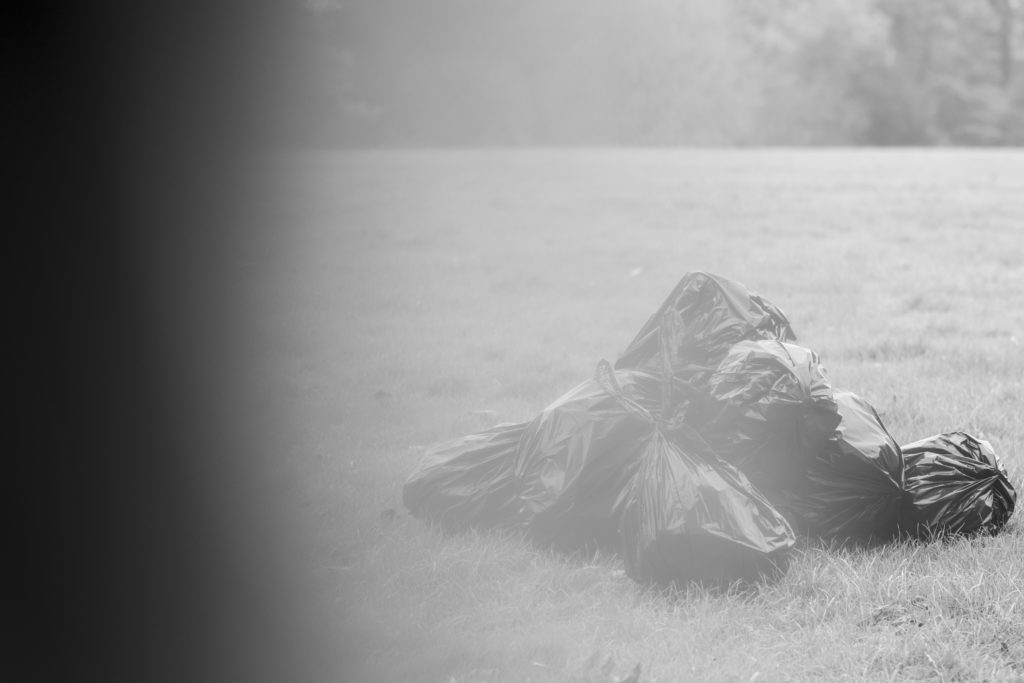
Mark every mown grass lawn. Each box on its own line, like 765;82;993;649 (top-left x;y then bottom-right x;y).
269;149;1024;682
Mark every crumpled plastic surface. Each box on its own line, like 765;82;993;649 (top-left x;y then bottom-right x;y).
786;391;905;542
512;365;664;551
900;431;1017;538
402;421;529;533
615;271;795;375
514;312;798;586
403;272;1019;585
699;340;841;499
618;423;795;586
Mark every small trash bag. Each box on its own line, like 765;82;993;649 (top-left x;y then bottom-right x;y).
786;391;905;543
699;340;841;499
402;421;528;532
618;423;796;586
900;431;1017;538
513;364;664;552
615;272;795;374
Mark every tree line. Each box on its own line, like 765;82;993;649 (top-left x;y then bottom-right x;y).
298;0;1024;146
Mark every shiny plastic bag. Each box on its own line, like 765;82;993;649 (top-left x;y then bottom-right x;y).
591;349;794;587
699;340;841;499
514;310;703;553
618;422;795;586
402;421;528;532
512;365;663;551
900;431;1017;538
615;271;795;375
786;391;905;543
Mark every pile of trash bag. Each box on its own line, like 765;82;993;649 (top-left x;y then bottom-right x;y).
403;272;1018;587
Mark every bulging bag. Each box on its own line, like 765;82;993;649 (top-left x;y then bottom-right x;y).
700;340;841;499
512;366;663;552
608;315;796;586
617;422;796;586
615;271;795;375
900;431;1016;538
786;391;905;543
402;421;528;533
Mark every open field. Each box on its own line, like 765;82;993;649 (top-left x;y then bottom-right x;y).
269;149;1024;682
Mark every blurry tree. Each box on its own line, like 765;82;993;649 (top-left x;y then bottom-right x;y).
831;0;1021;146
875;0;1023;144
611;0;762;144
297;0;1024;146
737;0;890;144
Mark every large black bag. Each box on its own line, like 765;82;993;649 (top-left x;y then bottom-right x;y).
615;272;795;375
617;421;796;586
512;365;663;552
402;421;528;533
786;391;905;543
699;340;841;499
613;313;795;586
900;431;1017;538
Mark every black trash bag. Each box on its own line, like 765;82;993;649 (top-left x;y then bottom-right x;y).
512;365;664;552
402;421;529;533
615;315;794;587
615;271;795;376
699;340;841;499
786;391;905;543
900;432;1017;538
618;421;796;587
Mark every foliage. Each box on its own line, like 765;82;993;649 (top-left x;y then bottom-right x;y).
299;0;1024;145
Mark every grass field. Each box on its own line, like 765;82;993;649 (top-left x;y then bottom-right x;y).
269;149;1024;682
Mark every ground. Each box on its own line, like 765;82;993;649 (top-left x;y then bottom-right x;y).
261;148;1024;682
